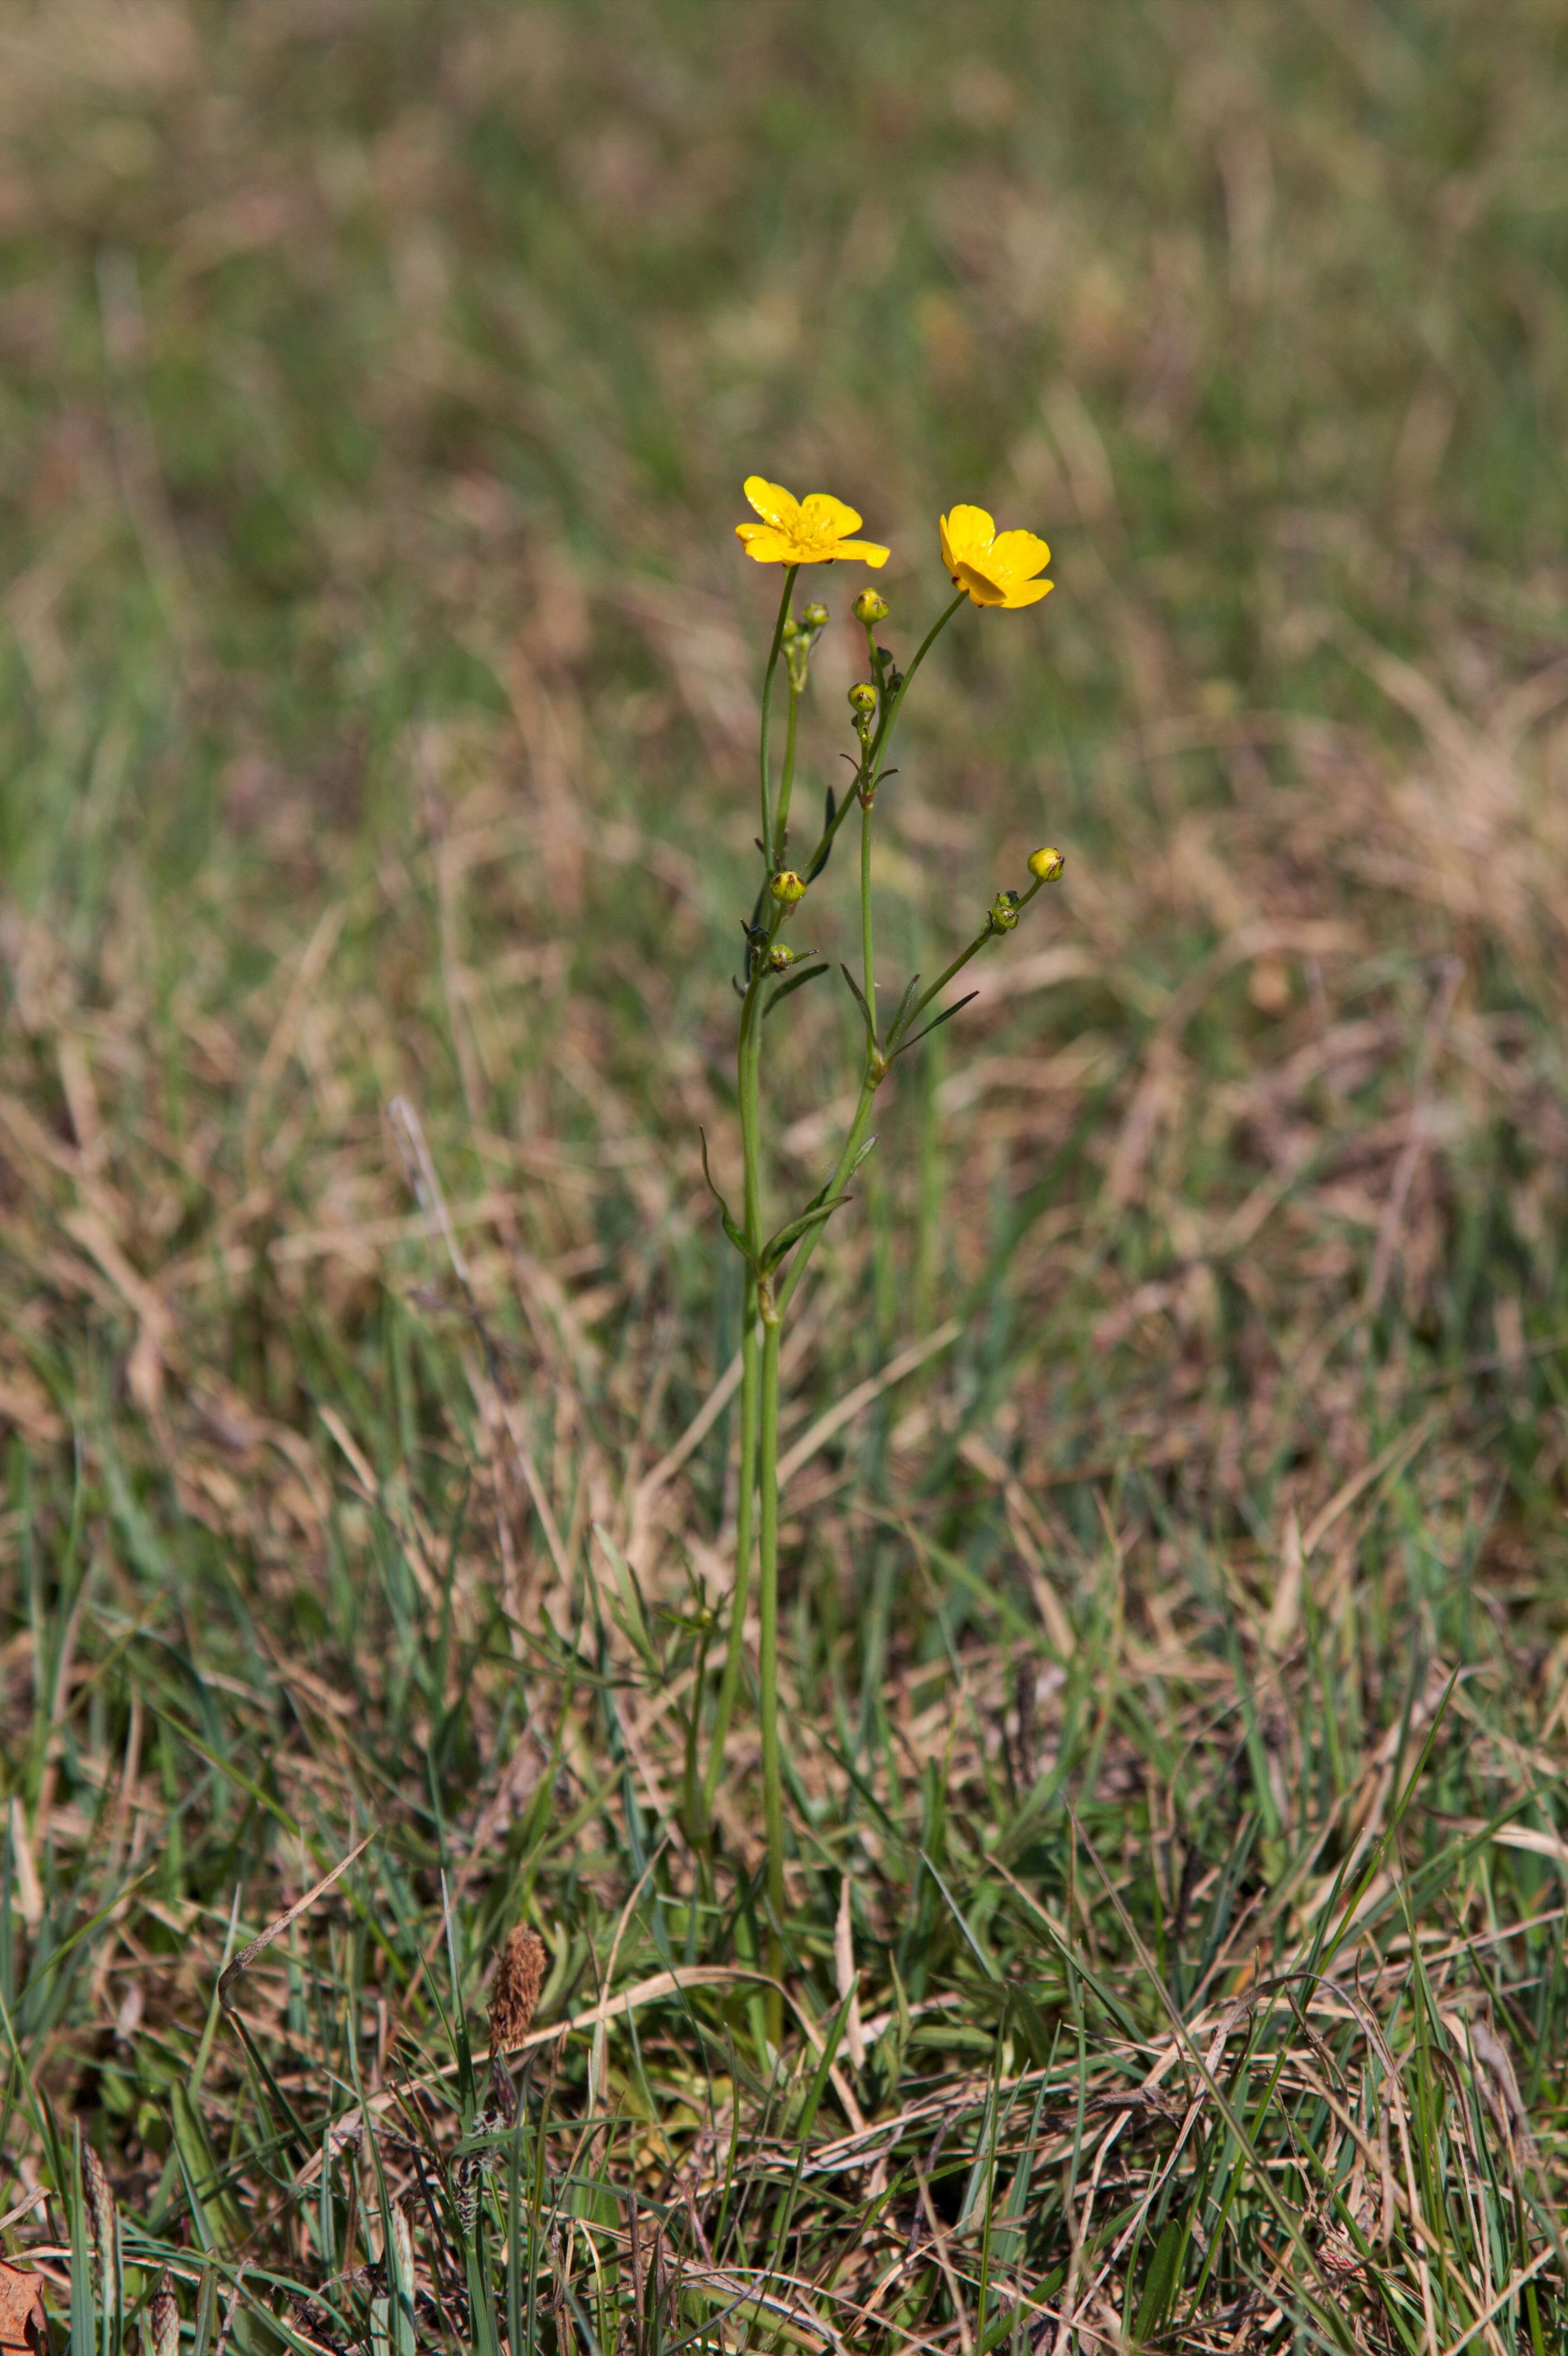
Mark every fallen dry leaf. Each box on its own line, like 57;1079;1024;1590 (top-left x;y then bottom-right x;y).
0;2263;45;2356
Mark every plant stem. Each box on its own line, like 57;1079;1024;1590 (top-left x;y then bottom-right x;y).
704;969;767;1829
791;591;968;886
860;791;875;1014
776;1075;878;1323
865;590;966;784
772;860;1048;1326
757;567;798;857
756;1297;784;2041
773;676;802;870
893;869;1051;1047
737;975;764;1257
702;1281;757;1821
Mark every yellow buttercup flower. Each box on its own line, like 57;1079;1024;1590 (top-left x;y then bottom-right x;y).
939;504;1053;609
736;477;890;568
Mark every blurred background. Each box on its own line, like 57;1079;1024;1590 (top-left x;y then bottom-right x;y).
4;0;1565;1531
9;0;1563;1611
1;0;1568;2248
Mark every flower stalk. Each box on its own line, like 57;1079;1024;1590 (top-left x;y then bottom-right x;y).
703;483;1061;2044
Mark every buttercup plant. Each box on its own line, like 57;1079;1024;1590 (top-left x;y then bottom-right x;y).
702;475;1063;2017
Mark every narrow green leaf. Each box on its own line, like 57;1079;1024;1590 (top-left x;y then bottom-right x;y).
764;960;829;1018
891;990;979;1061
1133;2211;1188;2344
698;1127;750;1261
760;1193;851;1273
838;962;877;1050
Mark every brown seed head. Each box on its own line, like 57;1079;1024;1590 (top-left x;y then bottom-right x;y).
488;1923;547;2052
147;2271;179;2356
79;2143;117;2295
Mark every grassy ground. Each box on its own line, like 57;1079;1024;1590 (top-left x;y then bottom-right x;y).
3;1;1568;2350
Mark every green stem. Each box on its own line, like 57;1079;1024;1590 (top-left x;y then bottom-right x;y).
791;591;968;885
757;1300;784;2040
705;968;768;1833
702;1283;758;1820
772;860;1054;1330
775;1073;879;1324
865;590;967;785
860;791;875;1018
773;676;802;870
737;975;765;1260
757;567;798;856
893;870;1050;1048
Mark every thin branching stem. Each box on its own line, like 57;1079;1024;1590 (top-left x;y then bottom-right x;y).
756;1303;785;2041
891;870;1051;1049
865;590;966;782
703;1279;758;1822
773;675;802;870
860;793;875;1017
791;593;966;885
757;566;798;856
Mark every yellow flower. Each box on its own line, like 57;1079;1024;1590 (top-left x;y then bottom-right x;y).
736;477;890;568
939;504;1053;609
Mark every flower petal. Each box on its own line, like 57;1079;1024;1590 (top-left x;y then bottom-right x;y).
743;476;802;531
941;504;997;567
1000;577;1053;607
736;525;797;563
833;538;890;568
956;559;1008;605
987;528;1051;584
799;491;864;539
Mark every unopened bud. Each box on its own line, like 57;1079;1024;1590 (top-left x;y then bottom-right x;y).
780;617;799;641
989;890;1021;933
1028;845;1065;882
847;682;877;716
801;601;829;630
770;870;807;906
852;589;889;626
767;944;799;972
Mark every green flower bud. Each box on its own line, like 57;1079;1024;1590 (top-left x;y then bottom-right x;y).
848;682;878;716
767;944;799;971
770;870;807;906
989;890;1021;933
1028;845;1065;882
801;601;829;630
852;588;889;626
781;616;799;640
